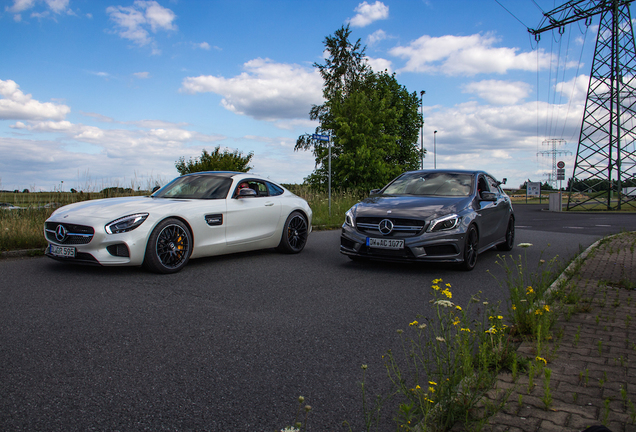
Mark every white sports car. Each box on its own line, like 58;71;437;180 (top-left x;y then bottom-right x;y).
44;172;312;273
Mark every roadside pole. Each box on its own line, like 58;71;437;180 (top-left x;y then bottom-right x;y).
312;133;331;216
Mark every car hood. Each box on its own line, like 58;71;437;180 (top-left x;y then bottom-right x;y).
353;195;473;220
49;196;198;221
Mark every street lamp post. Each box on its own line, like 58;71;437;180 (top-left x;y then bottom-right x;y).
434;130;437;169
420;90;425;170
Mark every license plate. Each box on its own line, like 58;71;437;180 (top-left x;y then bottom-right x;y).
366;238;404;250
49;244;76;258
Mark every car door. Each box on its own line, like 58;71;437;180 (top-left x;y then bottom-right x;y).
225;180;282;246
486;175;511;241
476;174;499;246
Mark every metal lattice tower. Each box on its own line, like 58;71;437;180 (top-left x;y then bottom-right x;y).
537;139;571;188
530;0;636;210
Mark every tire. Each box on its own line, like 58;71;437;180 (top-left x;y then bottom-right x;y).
496;216;515;251
460;225;478;271
277;211;308;254
143;218;192;274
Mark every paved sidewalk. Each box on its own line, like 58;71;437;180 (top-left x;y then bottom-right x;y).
481;232;636;432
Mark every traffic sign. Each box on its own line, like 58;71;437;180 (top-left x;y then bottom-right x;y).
557;168;565;180
312;134;329;141
557;161;565;169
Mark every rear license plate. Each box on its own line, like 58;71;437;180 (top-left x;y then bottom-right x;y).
366;238;404;250
49;244;76;258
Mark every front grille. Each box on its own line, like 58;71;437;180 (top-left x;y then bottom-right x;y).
107;243;129;257
358;245;416;259
425;244;458;256
45;222;94;245
355;217;425;237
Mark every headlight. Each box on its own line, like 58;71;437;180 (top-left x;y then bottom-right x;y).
344;208;355;228
427;214;460;232
105;213;149;234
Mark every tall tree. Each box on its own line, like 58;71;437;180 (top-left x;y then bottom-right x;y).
175;146;253;175
296;25;423;191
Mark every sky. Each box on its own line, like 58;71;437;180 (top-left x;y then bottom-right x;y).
0;0;602;192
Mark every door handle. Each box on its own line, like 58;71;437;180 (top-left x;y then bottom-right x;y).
265;202;274;207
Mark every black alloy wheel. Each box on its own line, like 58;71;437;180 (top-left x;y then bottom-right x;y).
277;211;308;254
144;218;192;274
461;225;479;271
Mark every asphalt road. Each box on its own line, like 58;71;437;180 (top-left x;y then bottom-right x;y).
1;204;634;431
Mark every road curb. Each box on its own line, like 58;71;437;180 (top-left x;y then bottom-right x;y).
0;248;46;259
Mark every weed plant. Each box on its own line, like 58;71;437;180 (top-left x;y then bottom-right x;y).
492;244;560;338
378;280;516;431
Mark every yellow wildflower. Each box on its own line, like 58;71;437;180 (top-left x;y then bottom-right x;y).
452;317;461;326
456;305;462;311
526;286;534;294
442;289;452;299
544;305;550;312
428;381;437;386
409;320;418;326
432;278;442;284
536;356;547;365
428;386;435;393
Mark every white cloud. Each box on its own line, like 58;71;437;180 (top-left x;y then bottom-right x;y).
6;0;69;20
180;58;323;121
366;57;392;73
106;0;177;54
0;79;70;121
349;1;389;27
555;74;590;105
462;80;532;105
390;33;554;76
367;29;387;45
133;71;150;79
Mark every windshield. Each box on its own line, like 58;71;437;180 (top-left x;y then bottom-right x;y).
153;175;232;199
382;172;474;197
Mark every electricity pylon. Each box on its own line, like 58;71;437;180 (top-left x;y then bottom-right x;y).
529;0;636;210
538;139;571;188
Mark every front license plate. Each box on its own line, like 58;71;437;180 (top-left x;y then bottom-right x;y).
366;238;404;250
49;244;76;258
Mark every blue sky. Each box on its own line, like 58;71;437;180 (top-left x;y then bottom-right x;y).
1;0;598;191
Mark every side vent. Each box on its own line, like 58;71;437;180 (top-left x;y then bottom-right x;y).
205;214;223;226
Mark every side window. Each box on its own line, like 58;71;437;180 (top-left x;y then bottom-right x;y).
267;182;284;196
250;181;268;197
477;176;490;194
487;176;502;194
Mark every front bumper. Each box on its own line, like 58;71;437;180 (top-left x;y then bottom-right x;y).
340;225;465;263
44;219;150;267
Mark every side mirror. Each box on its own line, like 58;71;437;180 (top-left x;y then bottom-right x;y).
480;191;497;201
151;185;161;193
238;188;257;198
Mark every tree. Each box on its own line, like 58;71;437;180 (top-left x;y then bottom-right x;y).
175;146;253;175
296;25;423;191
